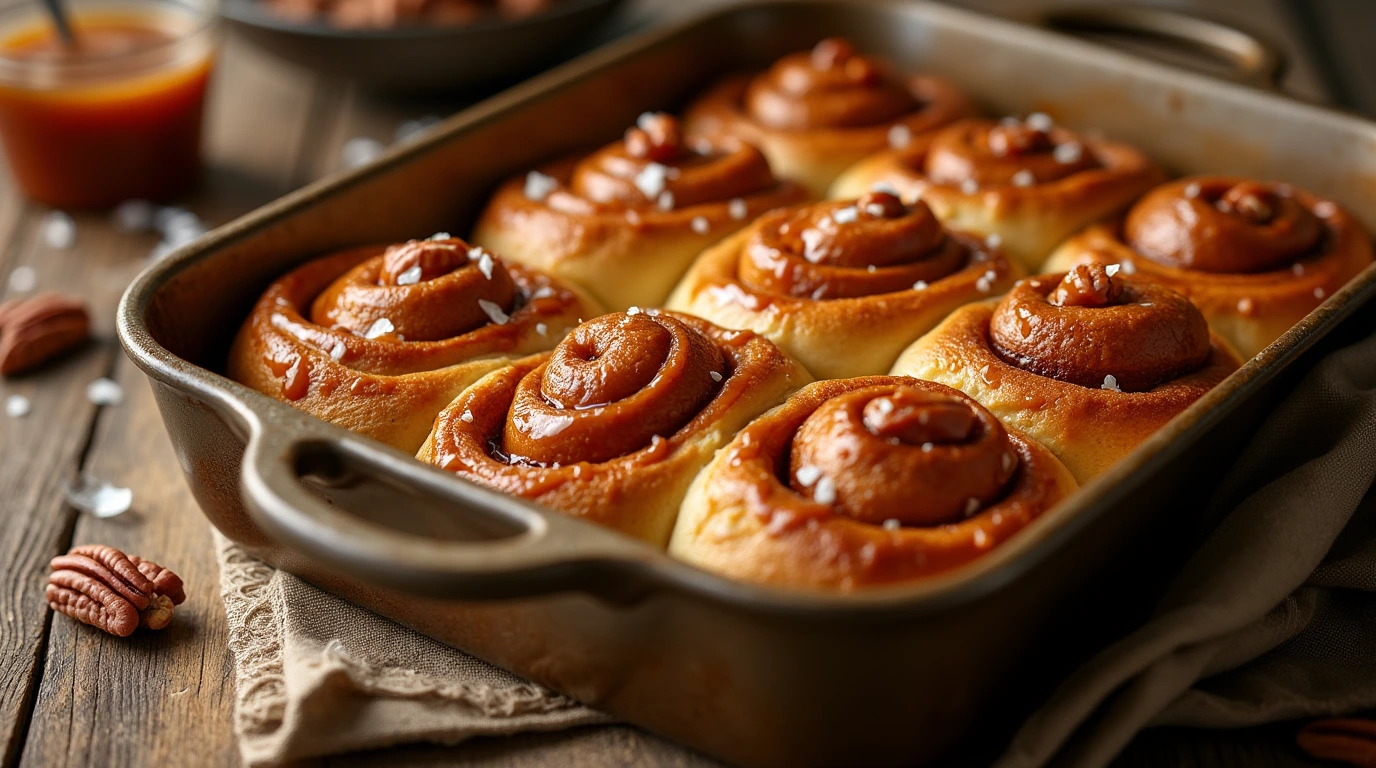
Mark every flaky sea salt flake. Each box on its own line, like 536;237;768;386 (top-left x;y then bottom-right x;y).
112;200;157;233
479;299;509;325
813;476;837;505
6;394;30;418
887;124;912;149
86;378;124;406
364;318;395;339
341;137;384;170
691;216;710;235
42;211;75;249
396;265;423;285
728;198;748;220
8;266;35;293
63;474;132;518
1102;374;1121;392
523;171;558;202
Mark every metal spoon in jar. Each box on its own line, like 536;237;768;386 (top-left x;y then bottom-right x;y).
38;0;76;46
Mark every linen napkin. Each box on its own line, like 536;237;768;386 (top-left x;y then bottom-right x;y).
216;325;1376;768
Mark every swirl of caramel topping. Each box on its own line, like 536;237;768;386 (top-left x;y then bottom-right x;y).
310;238;517;342
1124;177;1325;274
787;382;1017;525
738;192;967;299
563;113;778;211
744;38;920;130
989;265;1212;392
923;117;1101;189
500;311;727;466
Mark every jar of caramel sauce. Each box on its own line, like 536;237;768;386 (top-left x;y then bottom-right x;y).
0;0;216;207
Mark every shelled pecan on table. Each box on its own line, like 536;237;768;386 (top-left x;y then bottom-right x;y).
46;545;186;637
0;293;90;375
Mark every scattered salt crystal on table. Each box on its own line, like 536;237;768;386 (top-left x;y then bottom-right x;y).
394;115;441;144
42;212;76;249
524;171;557;201
63;474;132;518
8;266;35;293
364;318;394;339
112;199;157;233
341;137;384;170
6;394;31;418
87;377;124;406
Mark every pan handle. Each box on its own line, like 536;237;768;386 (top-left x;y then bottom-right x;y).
239;417;659;601
1038;5;1287;89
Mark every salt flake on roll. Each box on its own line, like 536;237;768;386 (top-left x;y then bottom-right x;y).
666;191;1020;379
472;113;809;311
831;114;1163;272
892;264;1241;482
1044;176;1373;359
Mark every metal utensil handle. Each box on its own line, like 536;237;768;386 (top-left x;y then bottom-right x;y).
239;418;654;600
1040;5;1287;89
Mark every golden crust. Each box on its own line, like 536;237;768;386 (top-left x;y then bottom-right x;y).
684;74;974;198
666;225;1022;380
417;313;813;547
890;302;1241;483
472;157;808;312
227;245;601;453
668;376;1078;590
1044;206;1373;360
830;119;1163;271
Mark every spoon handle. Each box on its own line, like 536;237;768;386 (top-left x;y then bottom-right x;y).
39;0;75;46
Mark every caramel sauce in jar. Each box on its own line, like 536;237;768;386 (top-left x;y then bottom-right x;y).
0;3;215;207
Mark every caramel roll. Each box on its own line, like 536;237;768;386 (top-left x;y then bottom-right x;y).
892;265;1241;481
685;38;974;196
472;113;808;311
1045;176;1373;359
417;310;811;546
669;376;1076;590
831;114;1163;271
667;191;1019;379
228;236;600;452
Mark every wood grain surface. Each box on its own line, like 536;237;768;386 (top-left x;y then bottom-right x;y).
0;1;1365;765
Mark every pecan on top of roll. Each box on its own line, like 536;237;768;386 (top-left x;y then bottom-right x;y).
922;115;1102;191
990;264;1212;392
552;112;785;214
667;376;1077;589
745;38;922;131
739;191;970;299
419;309;810;545
1125;177;1326;274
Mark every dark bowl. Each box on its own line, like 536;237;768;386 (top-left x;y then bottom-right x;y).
221;0;626;92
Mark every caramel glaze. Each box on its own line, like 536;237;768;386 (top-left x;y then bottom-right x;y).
684;38;974;195
471;113;808;310
1045;177;1374;359
418;310;811;547
828;115;1163;271
665;192;1019;379
891;270;1241;482
228;237;598;452
667;376;1077;590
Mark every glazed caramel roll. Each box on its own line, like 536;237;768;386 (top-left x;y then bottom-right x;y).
666;191;1020;379
1045;176;1374;359
228;236;601;452
831;113;1164;271
417;310;811;546
471;112;808;311
684;38;974;197
669;376;1076;590
892;265;1241;482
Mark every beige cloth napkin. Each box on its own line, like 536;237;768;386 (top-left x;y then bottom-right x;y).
216;327;1376;768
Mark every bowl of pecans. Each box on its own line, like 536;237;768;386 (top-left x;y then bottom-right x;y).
220;0;626;92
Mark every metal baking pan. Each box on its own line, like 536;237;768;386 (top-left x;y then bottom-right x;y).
117;2;1376;766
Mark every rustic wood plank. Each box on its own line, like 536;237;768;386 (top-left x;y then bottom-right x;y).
13;34;319;768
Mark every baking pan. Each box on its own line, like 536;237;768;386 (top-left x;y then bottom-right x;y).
117;2;1376;766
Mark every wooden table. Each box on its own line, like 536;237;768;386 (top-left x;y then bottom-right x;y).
0;1;1369;765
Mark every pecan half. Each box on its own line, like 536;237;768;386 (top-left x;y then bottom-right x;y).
46;545;186;637
1299;718;1376;768
0;293;90;376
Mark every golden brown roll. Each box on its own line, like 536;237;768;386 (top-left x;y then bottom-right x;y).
417;310;812;546
669;376;1077;590
228;236;600;453
471;113;808;311
892;265;1241;482
665;191;1020;379
1044;176;1374;359
684;38;974;197
830;114;1164;272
